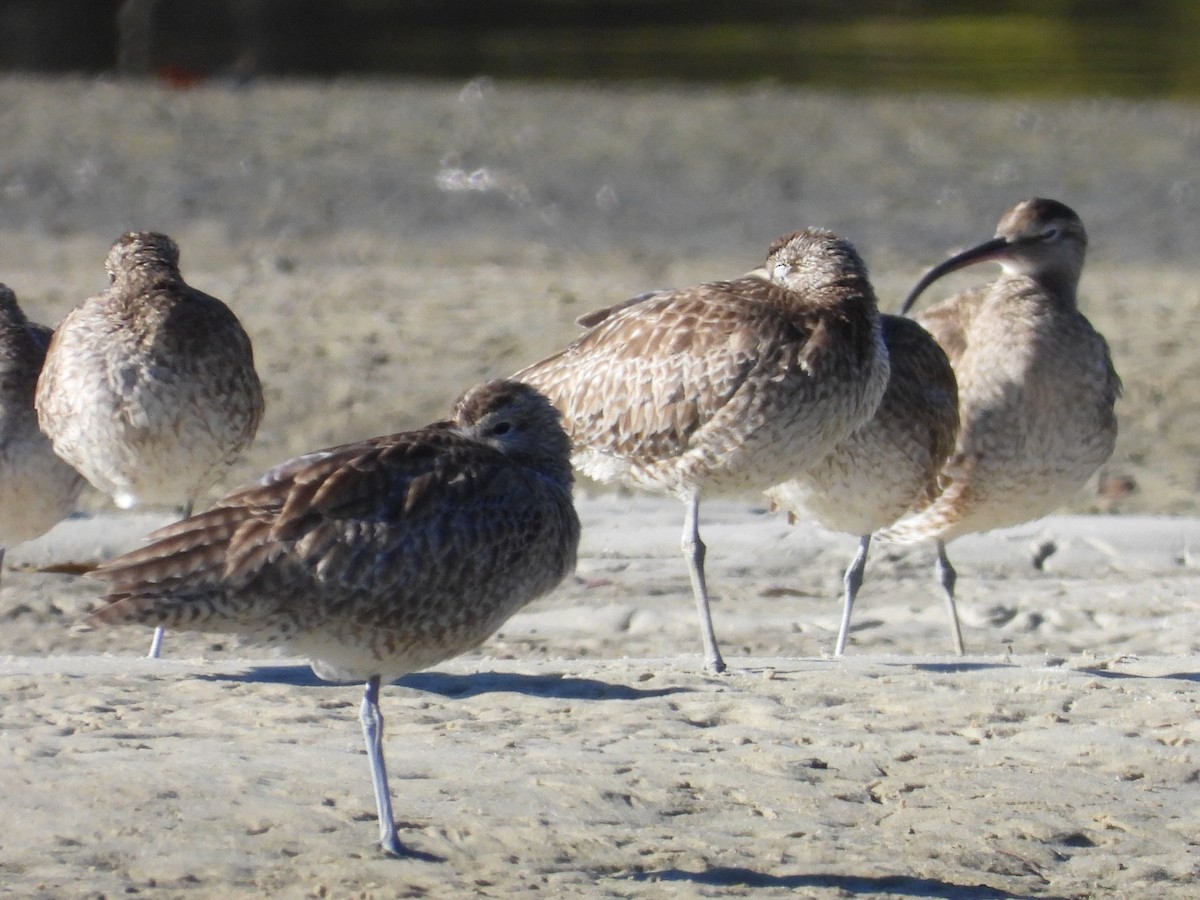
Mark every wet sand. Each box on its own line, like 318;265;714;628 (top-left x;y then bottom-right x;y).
0;77;1198;897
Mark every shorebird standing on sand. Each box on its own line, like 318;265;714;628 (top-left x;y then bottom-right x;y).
79;379;581;858
766;313;958;655
35;231;264;658
0;285;85;575
515;228;890;674
879;198;1121;653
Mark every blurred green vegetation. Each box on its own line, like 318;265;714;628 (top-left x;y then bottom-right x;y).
2;0;1199;97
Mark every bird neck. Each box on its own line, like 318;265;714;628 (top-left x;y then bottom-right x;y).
996;270;1079;311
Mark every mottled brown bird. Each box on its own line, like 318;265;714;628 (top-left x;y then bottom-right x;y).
0;285;84;572
880;198;1121;653
516;227;889;673
80;379;580;858
766;314;958;655
36;231;264;657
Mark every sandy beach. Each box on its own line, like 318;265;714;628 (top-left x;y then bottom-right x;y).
1;77;1199;897
4;503;1200;898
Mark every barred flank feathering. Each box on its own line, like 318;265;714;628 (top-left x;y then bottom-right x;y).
81;379;580;858
514;227;889;672
85;507;254;602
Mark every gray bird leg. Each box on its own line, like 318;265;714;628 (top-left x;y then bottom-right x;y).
834;534;871;656
935;540;965;655
147;499;195;659
361;674;405;857
681;493;726;674
146;625;165;658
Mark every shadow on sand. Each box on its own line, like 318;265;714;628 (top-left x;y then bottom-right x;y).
1076;666;1200;684
908;662;1016;675
627;867;1056;899
401;669;689;701
199;664;689;701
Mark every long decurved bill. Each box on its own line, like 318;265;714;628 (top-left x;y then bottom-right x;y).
900;235;1012;316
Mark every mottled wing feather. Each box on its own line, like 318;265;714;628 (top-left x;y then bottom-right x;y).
85;424;536;625
574;289;670;328
519;280;812;465
85;505;252;609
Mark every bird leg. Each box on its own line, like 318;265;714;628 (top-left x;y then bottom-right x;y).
834;535;871;656
681;493;726;674
147;500;194;659
146;626;165;658
360;675;405;857
935;540;965;655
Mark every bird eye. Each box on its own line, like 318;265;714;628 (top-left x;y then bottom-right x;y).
1040;226;1060;241
491;421;513;436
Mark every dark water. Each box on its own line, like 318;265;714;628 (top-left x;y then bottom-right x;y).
3;0;1200;99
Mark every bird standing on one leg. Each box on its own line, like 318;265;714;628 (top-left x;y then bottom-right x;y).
766;313;958;655
79;379;581;858
0;285;85;576
880;198;1121;653
516;228;889;673
36;231;264;657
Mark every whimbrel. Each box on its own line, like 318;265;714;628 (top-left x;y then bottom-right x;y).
880;198;1121;653
36;231;264;657
80;379;580;858
0;285;84;574
766;313;958;655
516;228;889;673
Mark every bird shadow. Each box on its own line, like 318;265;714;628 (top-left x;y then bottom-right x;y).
391;844;445;864
625;867;1054;899
199;664;690;701
888;659;1200;684
399;670;689;701
199;665;331;686
1076;666;1200;683
907;662;1014;674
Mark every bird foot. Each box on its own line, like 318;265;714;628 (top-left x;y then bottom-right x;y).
379;832;445;863
380;832;406;858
